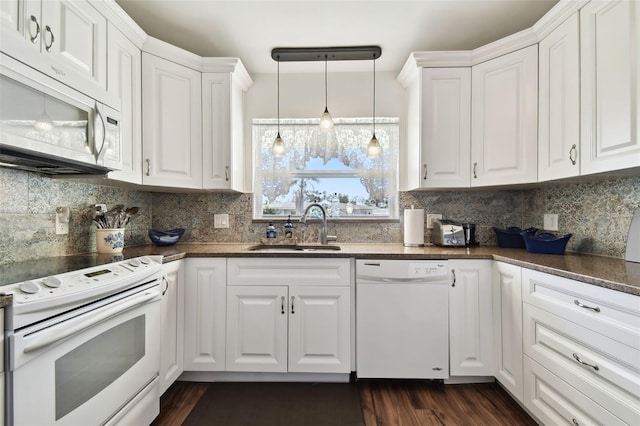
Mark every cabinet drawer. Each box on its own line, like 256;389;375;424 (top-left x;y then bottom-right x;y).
522;268;640;349
524;356;626;426
227;258;351;286
523;303;640;424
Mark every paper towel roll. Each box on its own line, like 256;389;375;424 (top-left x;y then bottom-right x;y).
404;208;424;247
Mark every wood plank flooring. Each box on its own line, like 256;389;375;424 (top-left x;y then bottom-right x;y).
152;380;536;426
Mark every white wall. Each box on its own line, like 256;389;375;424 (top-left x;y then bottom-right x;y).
244;71;406;189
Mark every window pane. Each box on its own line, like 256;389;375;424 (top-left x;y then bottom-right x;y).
254;118;398;219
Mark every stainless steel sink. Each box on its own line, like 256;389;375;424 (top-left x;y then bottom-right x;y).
248;244;341;252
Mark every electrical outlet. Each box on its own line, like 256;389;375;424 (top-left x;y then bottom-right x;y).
55;206;70;235
544;213;558;231
214;214;229;228
426;213;442;229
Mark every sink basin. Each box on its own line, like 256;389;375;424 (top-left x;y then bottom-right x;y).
248;244;341;252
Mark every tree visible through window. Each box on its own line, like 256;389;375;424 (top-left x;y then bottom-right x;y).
253;118;399;219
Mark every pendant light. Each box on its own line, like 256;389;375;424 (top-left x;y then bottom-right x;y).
367;54;382;158
272;57;285;157
319;54;334;132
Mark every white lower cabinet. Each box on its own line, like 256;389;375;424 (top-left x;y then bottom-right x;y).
160;260;185;395
492;261;523;402
183;258;227;371
226;258;351;374
448;260;493;377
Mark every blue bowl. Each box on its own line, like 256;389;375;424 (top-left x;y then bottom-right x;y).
493;226;538;248
148;228;185;246
522;232;572;255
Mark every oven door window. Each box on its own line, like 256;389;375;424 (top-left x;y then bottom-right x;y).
55;315;145;420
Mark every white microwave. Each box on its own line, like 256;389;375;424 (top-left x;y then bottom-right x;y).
0;52;121;175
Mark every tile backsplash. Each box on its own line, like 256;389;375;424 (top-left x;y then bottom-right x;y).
1;166;638;265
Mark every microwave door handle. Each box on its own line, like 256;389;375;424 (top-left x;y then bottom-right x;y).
94;103;107;163
22;289;159;354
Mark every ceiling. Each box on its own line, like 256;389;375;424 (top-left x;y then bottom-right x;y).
115;0;558;75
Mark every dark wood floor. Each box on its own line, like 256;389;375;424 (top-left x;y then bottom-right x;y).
152;380;536;426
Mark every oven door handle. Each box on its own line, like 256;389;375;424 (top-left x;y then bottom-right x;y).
23;289;160;354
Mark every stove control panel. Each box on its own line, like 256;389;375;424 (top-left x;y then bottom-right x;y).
7;256;160;305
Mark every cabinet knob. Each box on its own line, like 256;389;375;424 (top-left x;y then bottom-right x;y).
29;15;40;44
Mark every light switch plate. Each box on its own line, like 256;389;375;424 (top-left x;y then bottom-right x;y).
426;214;442;229
544;213;558;231
214;214;229;228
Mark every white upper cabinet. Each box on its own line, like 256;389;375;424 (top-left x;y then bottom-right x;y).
202;63;251;191
538;12;581;181
142;52;202;188
471;45;538;187
580;0;640;175
107;23;142;184
412;68;471;189
0;0;109;104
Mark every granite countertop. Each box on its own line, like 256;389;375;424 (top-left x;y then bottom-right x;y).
1;243;639;296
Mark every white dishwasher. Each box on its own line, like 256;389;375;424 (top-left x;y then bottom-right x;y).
356;259;450;379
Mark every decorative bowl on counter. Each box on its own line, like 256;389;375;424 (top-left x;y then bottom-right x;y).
493;226;538;248
148;228;185;246
522;232;572;255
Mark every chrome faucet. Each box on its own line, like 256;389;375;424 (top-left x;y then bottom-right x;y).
299;203;337;245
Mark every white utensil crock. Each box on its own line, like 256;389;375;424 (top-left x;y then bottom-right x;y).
96;228;125;253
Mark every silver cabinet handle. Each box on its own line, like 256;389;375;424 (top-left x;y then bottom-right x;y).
162;276;169;296
290;296;295;314
281;296;285;314
225;165;230;181
145;159;150;176
572;353;599;371
451;269;456;287
572;419;579;426
29;15;40;43
574;299;600;313
473;162;478;179
44;25;54;52
569;144;577;165
423;164;427;180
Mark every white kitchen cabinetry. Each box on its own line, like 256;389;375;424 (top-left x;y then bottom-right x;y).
0;0;109;103
106;23;142;184
448;260;493;377
160;260;185;395
580;0;640;175
142;52;202;188
521;268;640;425
538;12;581;181
202;66;251;191
471;45;538;187
183;258;226;371
492;261;523;402
226;258;351;374
400;65;471;189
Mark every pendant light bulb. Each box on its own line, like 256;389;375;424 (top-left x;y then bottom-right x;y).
272;56;285;157
367;54;381;158
319;55;334;132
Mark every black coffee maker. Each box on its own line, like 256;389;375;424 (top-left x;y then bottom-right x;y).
463;223;479;246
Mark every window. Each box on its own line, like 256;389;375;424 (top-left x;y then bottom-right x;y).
253;117;399;219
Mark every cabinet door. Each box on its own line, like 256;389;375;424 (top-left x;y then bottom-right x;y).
420;68;471;188
107;24;141;184
160;260;184;395
288;286;350;373
448;260;493;376
538;12;580;182
142;52;202;188
226;285;288;372
471;45;538;186
184;258;226;371
202;73;231;189
580;0;640;174
41;0;107;90
492;261;523;402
